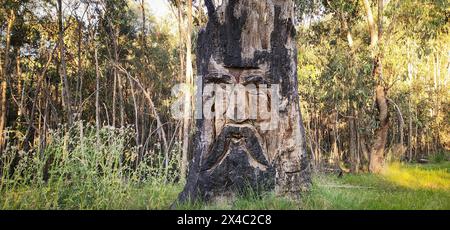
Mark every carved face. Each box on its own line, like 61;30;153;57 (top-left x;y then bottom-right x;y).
197;58;280;196
177;0;310;203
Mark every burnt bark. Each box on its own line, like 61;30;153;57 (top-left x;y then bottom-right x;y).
175;0;311;205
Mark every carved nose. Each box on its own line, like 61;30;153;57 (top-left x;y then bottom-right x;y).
228;69;244;84
227;106;249;123
234;75;241;84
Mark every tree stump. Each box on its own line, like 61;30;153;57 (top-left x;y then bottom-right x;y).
176;0;311;204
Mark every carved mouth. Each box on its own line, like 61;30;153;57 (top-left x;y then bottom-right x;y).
230;133;244;141
201;124;269;172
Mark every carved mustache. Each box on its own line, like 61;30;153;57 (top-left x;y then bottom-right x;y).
201;125;269;172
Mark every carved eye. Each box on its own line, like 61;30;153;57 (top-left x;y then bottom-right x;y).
204;72;233;84
243;75;267;85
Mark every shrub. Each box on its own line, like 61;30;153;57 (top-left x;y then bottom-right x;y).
430;151;449;164
0;122;181;209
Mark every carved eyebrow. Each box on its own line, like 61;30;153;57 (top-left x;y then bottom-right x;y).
204;72;234;84
242;75;268;85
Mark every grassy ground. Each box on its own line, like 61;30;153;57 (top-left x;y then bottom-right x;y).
300;162;450;210
176;161;450;210
1;161;449;210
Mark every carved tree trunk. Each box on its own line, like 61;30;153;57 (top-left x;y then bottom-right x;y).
175;0;311;204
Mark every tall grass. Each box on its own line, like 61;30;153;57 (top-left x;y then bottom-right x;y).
0;122;182;209
1;126;449;210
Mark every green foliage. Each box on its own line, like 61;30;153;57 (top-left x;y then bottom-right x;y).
297;0;450;167
430;151;450;164
0;123;181;209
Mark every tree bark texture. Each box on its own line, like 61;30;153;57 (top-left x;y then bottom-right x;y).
176;0;311;204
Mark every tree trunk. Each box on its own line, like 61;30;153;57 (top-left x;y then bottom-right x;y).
408;104;413;162
415;114;418;159
94;45;101;146
349;114;358;172
364;0;390;173
126;71;140;166
175;0;311;204
181;0;194;181
140;0;147;48
362;0;378;48
23;46;56;152
330;109;340;165
370;85;389;173
110;23;118;128
358;128;370;172
77;19;83;115
176;0;186;145
16;49;24;119
387;97;405;159
408;62;413;162
58;0;73;126
0;9;15;152
117;71;125;128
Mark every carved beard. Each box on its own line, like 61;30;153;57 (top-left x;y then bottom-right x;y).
199;124;275;198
